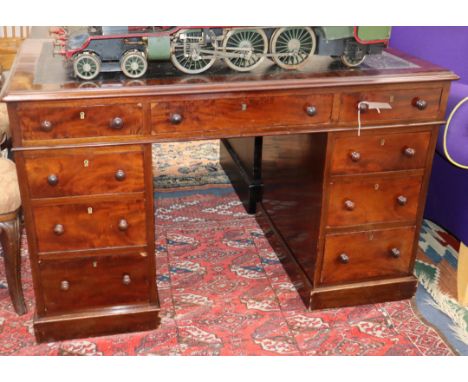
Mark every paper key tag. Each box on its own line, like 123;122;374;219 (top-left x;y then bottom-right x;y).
364;102;393;113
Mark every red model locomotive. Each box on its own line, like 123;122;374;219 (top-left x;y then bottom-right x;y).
51;26;391;80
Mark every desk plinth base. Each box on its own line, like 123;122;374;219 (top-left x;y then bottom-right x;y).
34;304;160;343
308;276;418;310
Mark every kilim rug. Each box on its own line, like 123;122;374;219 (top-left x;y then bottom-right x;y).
0;141;456;355
417;220;468;346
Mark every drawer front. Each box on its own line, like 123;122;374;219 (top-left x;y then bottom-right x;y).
18;103;144;141
320;227;416;285
326;174;423;227
39;252;151;314
339;87;443;125
151;92;333;134
24;146;145;198
330;130;432;175
33;197;147;253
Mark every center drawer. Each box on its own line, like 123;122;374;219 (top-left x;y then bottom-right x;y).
39;252;151;314
151;91;333;135
320;226;416;285
326;174;423;227
24;145;145;198
33;196;147;253
17;103;144;142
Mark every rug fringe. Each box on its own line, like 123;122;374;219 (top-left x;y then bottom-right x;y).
418;273;468;345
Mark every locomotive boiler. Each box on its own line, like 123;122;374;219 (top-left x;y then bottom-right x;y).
50;26;391;80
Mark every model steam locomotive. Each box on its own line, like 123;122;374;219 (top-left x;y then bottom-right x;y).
51;26;391;80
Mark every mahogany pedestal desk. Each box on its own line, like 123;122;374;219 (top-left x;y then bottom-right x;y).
1;39;457;342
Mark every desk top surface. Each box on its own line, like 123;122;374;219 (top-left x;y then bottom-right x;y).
2;38;458;102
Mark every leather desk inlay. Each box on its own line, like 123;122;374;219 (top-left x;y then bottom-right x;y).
1;39;457;342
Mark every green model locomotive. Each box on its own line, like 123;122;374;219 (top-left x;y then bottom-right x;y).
51;26;392;80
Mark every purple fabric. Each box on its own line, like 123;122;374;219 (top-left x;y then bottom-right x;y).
390;27;468;243
435;82;468;163
424;154;468;243
389;27;468;83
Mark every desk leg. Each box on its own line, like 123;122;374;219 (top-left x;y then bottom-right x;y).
220;137;263;214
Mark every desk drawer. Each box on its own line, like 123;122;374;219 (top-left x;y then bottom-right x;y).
151;92;333;134
339;87;443;125
330;130;432;175
326;174;423;227
33;197;147;253
39;252;151;314
24;145;145;198
320;227;415;285
18;103;144;141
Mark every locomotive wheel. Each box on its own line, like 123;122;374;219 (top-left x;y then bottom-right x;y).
222;29;268;72
270;27;316;69
171;29;218;74
73;52;101;80
341;53;367;67
120;50;148;78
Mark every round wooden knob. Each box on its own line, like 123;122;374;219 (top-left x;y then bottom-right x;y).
349;151;361;162
305;105;317;117
47;174;59;186
109;117;124;129
413;98;427;111
169;113;183;125
339;253;350;264
403;147;416;157
115;169;126;181
60;280;70;291
358;102;369;112
122;274;131;285
53;224;64;236
40;120;53;132
397;195;408;206
344;200;356;211
118;219;129;231
390;248;401;258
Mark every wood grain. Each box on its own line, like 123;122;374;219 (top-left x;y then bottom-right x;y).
18;103;144;141
33;195;147;253
338;86;443;125
151;91;333;134
24;145;145;198
326;173;423;227
330;130;431;175
320;226;416;285
39;252;151;314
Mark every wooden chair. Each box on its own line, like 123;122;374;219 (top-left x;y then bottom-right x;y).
0;57;26;314
0;158;26;315
0;26;30;70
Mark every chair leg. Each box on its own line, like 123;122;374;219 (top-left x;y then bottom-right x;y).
0;213;27;315
457;242;468;306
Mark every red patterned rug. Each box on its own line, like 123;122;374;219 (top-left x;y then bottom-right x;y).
0;185;454;355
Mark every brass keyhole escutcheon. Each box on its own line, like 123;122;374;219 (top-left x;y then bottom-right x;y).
380;139;386;146
374;183;380;191
79;111;86;120
241;103;247;111
87;207;93;215
84;159;89;167
92;261;98;268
